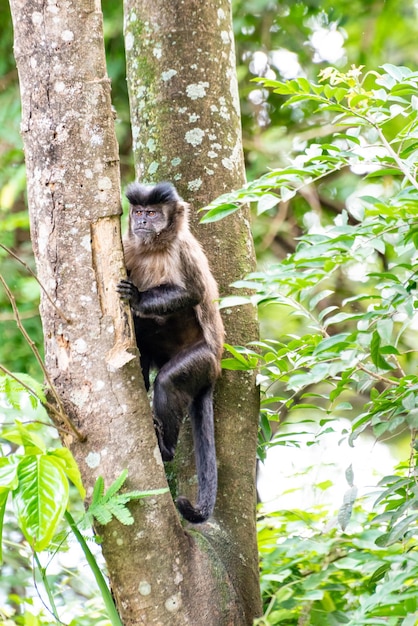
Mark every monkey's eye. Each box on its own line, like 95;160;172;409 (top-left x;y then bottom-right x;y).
147;211;156;217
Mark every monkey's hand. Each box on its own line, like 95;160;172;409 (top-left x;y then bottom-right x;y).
116;279;142;312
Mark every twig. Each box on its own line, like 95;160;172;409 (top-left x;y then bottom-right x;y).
0;243;70;323
0;275;84;440
0;364;83;437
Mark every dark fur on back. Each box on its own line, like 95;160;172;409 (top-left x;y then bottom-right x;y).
126;182;180;207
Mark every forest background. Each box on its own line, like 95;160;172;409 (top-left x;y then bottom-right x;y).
2;0;418;624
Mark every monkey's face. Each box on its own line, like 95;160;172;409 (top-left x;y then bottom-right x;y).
129;205;169;241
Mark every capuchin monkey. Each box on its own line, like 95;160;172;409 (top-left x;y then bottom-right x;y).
117;182;224;524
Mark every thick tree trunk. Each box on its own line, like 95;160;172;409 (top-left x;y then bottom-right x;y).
9;0;261;622
124;0;261;622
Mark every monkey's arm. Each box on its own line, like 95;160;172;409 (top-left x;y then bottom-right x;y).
117;279;200;316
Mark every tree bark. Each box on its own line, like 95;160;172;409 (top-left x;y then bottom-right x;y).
124;0;261;622
9;0;261;622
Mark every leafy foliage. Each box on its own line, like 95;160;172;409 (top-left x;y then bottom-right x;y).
0;373;164;624
206;64;418;456
86;470;168;527
233;0;418;178
256;501;418;625
0;374;85;554
203;64;418;623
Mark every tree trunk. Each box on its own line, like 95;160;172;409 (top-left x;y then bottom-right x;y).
9;0;261;622
124;1;261;622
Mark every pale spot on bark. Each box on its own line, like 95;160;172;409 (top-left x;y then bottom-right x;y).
139;581;152;596
161;69;177;81
148;161;159;175
125;31;134;51
186;82;209;99
146;138;156;152
187;178;202;191
73;338;88;354
90;133;104;147
106;347;137;371
32;11;43;25
173;566;183;585
98;176;112;190
61;30;74;42
86;451;101;468
185;128;204;146
221;31;230;44
165;594;182;613
81;235;91;251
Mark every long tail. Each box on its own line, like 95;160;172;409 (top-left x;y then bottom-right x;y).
176;386;217;524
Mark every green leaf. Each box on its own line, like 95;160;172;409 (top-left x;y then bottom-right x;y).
0;457;19;490
338;486;358;531
1;421;47;455
86;472;168;527
381;63;413;81
324;311;363;327
199;203;240;223
368;563;391;588
313;333;352;354
375;513;418;546
13;455;69;551
365;167;401;178
47;448;86;499
335;402;353;411
309;289;334;309
219;295;252;309
345;464;355;488
0;373;47;405
221;358;253;371
91;475;105;506
0;489;9;564
221;344;258;370
104;469;129;499
257;193;279;214
370;330;394;370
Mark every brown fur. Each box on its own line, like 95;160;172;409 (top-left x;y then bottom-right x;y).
123;199;224;370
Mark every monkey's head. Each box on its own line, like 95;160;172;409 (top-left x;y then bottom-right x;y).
126;182;189;248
